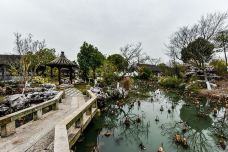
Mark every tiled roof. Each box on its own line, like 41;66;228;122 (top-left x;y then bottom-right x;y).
48;51;76;67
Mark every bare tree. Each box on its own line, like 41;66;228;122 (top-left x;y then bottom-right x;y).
14;33;46;88
120;42;151;74
214;30;228;70
167;12;228;63
167;25;199;60
15;33;45;55
120;42;142;66
199;12;228;40
148;57;161;65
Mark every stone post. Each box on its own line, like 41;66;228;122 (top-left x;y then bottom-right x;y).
75;116;83;128
1;121;16;137
86;106;92;115
52;101;59;110
33;109;43;120
92;100;97;109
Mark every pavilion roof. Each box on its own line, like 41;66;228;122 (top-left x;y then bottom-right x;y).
47;51;76;67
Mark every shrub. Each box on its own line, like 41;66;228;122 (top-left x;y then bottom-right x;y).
185;81;202;92
209;59;226;76
121;77;134;90
5;86;13;95
98;61;118;86
157;63;174;76
33;76;50;84
138;67;152;80
159;76;183;88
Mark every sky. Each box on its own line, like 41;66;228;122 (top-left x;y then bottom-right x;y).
0;0;228;62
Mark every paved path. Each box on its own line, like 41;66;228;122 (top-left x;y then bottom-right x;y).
0;88;86;152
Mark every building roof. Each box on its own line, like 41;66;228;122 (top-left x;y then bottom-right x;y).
47;52;76;67
137;64;161;73
0;54;21;65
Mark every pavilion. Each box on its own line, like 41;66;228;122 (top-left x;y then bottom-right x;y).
47;51;77;85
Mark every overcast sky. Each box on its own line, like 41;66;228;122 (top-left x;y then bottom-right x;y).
0;0;227;62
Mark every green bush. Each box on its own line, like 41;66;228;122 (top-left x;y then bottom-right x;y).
138;67;152;80
186;81;204;92
209;59;226;76
32;76;50;84
159;76;183;88
98;61;118;86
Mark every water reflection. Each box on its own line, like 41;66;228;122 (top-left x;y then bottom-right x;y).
101;102;150;147
74;89;227;152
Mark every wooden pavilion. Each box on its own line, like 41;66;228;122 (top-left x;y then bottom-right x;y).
47;51;77;84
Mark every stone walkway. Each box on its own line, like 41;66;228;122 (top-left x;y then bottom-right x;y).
0;88;86;152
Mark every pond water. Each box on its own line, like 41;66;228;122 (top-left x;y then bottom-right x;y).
73;88;227;152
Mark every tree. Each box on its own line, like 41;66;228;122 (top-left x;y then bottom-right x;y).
167;12;228;62
107;54;128;72
198;12;228;40
138;67;152;80
98;61;118;85
77;42;92;81
148;57;161;65
166;45;181;77
120;42;150;75
30;48;56;76
14;33;45;87
89;48;105;80
181;38;214;86
214;30;228;70
77;42;105;81
210;59;226;76
157;63;173;76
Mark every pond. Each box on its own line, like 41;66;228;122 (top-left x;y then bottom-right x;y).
73;86;227;152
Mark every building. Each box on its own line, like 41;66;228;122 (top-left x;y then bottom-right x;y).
137;64;161;74
0;55;21;80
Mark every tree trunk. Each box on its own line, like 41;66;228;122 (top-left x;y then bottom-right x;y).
69;67;72;84
58;67;61;85
93;68;96;80
224;47;228;73
50;67;53;77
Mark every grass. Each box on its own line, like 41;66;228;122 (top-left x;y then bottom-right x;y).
74;83;91;95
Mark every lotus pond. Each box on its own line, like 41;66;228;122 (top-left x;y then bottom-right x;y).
73;84;227;152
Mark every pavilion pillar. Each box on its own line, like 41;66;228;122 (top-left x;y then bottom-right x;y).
1;69;4;80
70;67;72;84
58;67;61;85
50;67;53;77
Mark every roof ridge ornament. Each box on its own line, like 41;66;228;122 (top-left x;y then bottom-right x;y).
60;51;65;57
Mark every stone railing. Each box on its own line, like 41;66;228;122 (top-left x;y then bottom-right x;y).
54;90;97;152
0;91;64;137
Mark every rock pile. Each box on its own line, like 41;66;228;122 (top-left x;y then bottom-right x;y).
90;87;109;101
106;88;128;99
0;84;58;117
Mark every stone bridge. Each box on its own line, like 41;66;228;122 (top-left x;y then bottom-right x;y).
0;88;97;152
